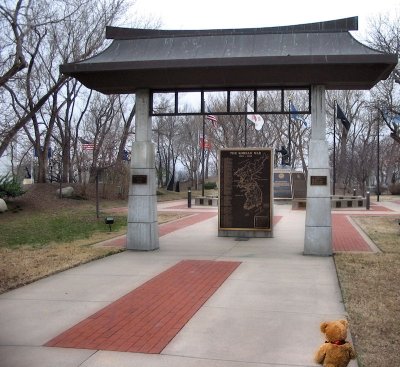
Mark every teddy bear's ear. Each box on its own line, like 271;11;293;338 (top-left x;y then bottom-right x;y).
339;319;348;328
320;322;329;333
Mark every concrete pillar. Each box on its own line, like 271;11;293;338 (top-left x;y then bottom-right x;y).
127;89;159;250
304;85;332;256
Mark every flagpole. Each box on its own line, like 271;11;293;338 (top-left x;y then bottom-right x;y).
202;111;206;197
288;100;291;167
333;100;336;195
244;101;247;147
377;115;380;202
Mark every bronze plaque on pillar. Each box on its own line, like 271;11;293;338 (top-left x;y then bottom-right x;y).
132;175;147;184
219;148;272;231
310;176;327;186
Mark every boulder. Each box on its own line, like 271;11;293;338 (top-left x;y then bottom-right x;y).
56;186;74;198
0;198;8;212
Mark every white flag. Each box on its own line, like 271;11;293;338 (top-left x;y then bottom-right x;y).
246;104;264;131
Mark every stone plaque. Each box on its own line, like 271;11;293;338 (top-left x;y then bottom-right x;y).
274;171;292;199
219;148;272;231
292;172;307;199
310;175;327;186
132;175;147;184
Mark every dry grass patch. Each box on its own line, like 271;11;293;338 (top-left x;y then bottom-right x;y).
0;209;189;294
335;215;400;367
0;240;123;294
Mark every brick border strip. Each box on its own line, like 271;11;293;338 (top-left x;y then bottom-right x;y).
45;260;241;354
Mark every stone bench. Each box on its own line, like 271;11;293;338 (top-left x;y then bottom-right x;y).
292;198;307;210
194;196;218;206
330;195;366;209
291;196;367;210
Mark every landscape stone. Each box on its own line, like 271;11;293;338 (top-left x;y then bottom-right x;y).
56;186;74;198
0;198;7;212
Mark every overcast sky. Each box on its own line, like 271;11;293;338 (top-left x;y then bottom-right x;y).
132;0;399;38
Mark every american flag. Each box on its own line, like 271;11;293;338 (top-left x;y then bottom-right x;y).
80;138;94;151
199;136;211;149
206;114;217;122
206;113;218;128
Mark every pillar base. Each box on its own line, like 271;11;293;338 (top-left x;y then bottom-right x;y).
127;222;159;251
304;226;332;256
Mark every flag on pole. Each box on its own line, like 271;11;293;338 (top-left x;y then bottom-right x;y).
199;135;211;149
246;104;264;131
80;138;95;151
390;132;400;144
206;114;217;123
290;103;307;126
206;109;218;127
336;104;351;131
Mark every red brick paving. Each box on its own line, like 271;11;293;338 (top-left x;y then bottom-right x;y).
45;260;241;353
332;214;372;252
102;213;282;248
159;212;217;236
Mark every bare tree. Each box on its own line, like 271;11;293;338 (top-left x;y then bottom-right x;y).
367;12;400;185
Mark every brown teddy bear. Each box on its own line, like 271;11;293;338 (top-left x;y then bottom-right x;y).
314;319;356;367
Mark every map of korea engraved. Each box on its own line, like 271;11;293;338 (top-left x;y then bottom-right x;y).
220;149;271;230
234;153;269;215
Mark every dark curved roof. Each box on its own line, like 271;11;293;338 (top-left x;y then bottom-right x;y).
60;17;397;93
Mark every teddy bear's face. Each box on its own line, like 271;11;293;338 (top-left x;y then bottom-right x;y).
320;319;348;342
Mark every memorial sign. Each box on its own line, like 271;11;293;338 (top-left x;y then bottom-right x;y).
274;171;292;199
292;172;307;199
132;175;147;184
310;176;327;186
219;148;273;236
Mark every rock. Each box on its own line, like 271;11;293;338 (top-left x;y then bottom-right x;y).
56;186;74;198
0;198;8;212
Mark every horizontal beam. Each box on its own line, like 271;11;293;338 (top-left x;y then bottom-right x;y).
150;87;311;116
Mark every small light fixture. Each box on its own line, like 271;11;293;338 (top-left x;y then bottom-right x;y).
105;216;114;232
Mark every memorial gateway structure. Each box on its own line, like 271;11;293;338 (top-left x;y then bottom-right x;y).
60;17;397;256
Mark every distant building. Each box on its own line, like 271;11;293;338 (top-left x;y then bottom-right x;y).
0;154;12;176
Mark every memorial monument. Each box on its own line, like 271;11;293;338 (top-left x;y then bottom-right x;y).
59;17;396;255
219;148;273;238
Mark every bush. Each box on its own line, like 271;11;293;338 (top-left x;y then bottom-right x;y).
204;181;217;190
0;175;25;199
388;183;400;195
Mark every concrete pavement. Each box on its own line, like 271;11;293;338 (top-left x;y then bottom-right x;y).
0;200;384;367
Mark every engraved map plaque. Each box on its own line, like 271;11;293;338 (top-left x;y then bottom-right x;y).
219;148;272;231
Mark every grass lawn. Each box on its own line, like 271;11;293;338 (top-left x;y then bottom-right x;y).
335;215;400;367
0;185;194;293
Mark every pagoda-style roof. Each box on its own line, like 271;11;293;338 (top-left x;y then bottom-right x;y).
60;17;397;94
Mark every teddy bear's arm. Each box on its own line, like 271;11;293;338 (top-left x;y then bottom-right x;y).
348;345;356;360
314;344;327;364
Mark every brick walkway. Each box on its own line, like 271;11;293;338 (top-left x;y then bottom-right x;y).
45;260;240;353
332;214;373;252
159;212;217;236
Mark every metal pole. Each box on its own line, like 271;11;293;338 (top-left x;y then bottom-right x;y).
288;100;291;166
366;191;370;210
188;187;192;208
377;116;380;202
333;101;336;195
96;170;99;218
244;102;247;147
202;113;205;197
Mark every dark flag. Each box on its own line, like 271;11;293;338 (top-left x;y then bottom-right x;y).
390;132;400;144
336;104;350;131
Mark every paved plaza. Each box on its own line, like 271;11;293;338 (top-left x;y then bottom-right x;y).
1;200;399;367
